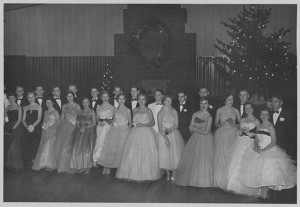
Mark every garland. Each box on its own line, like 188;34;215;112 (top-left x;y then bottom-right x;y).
128;19;172;68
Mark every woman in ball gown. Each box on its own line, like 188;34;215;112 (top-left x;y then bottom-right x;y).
93;90;114;174
22;92;42;164
116;94;161;182
96;94;131;174
4;93;23;170
239;108;297;199
213;93;240;189
32;98;60;171
69;98;96;174
157;95;185;181
224;102;262;197
54;91;81;173
175;97;214;187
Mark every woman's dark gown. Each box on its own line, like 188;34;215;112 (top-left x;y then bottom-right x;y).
22;110;41;162
5;110;23;170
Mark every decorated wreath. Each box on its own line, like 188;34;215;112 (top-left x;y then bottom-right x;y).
128;19;172;68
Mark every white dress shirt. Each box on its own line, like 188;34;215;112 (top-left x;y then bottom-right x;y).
114;98;119;108
54;97;62;108
148;102;163;132
16;96;23;105
180;101;186;112
131;100;138;110
37;97;43;105
273;107;282;125
92;98;98;108
240;104;244;116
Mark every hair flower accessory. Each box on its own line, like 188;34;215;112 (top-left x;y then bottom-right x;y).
183;109;187;112
279;117;285;122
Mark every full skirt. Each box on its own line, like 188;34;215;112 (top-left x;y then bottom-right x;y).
93;124;111;165
116;127;161;182
54;119;76;173
239;145;297;190
96;125;130;168
213;126;238;189
157;129;185;171
69;127;96;171
32;127;58;170
175;132;214;187
224;136;262;197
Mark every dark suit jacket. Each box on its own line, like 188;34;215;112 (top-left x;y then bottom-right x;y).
233;101;248;119
51;97;67;115
172;100;194;143
90;98;102;112
108;97;116;107
125;98;140;114
271;108;294;158
16;96;29;108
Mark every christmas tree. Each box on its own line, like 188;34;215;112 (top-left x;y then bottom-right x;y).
214;5;296;92
100;63;114;92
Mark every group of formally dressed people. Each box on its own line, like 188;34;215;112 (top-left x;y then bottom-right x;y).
4;84;297;200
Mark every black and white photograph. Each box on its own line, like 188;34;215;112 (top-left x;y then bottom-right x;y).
1;1;298;205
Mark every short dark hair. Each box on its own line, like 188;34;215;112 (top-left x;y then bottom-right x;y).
177;90;187;96
45;96;54;102
90;86;99;91
223;92;234;102
100;90;110;97
198;85;209;91
155;89;164;95
68;84;77;88
66;91;75;98
52;85;61;91
114;86;121;90
260;107;270;115
271;94;283;101
35;85;44;90
239;88;249;94
131;86;139;91
15;85;24;90
7;92;16;98
200;96;209;103
26;91;35;98
244;102;253;108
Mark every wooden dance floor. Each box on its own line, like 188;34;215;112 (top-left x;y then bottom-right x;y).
4;165;296;203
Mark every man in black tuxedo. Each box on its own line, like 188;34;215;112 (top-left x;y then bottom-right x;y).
233;89;251;119
15;85;29;107
35;85;47;112
195;86;219;131
173;90;194;143
271;94;295;160
90;87;101;111
125;86;140;114
68;84;80;104
51;86;66;115
109;86;122;108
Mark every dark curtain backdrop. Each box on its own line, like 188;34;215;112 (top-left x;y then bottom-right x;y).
4;56;114;98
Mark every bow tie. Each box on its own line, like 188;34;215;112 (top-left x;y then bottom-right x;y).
180;103;185;106
92;99;97;101
274;111;280;114
156;103;163;105
132;99;137;101
17;98;22;100
54;97;61;100
37;97;43;99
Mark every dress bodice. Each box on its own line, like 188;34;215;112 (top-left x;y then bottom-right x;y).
77;110;93;126
219;107;236;124
256;129;271;149
114;111;129;126
133;113;150;125
63;104;80;123
240;122;257;138
162;110;175;129
25;110;38;125
97;108;113;119
44;110;57;127
193;111;210;131
7;110;19;123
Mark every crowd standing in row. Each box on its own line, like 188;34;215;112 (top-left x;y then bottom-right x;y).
4;84;297;199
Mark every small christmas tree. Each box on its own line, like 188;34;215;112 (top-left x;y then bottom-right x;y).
100;63;114;92
214;5;296;92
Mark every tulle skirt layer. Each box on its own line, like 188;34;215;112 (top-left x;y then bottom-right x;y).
116;127;161;182
69;127;96;171
93;124;111;165
32;127;58;170
213;126;238;189
157;129;185;171
96;125;130;168
175;132;214;187
239;145;297;190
